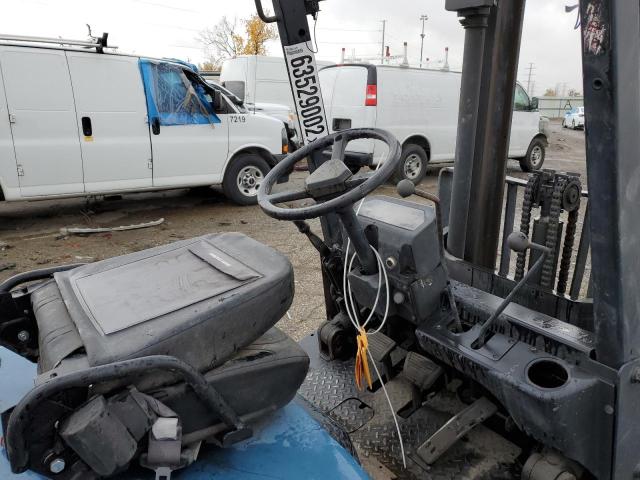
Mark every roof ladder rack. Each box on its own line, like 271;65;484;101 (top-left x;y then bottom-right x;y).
0;32;114;53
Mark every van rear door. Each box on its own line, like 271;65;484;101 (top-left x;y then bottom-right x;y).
0;47;84;197
320;65;376;155
66;52;152;192
0;56;17;196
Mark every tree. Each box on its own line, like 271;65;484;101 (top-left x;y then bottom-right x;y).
197;17;245;71
197;14;278;71
241;14;278;55
544;88;557;96
198;61;217;72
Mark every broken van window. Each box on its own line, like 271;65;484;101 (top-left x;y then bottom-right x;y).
139;59;221;126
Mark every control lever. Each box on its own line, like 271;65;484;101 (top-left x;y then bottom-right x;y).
396;180;462;332
293;220;331;258
472;232;551;349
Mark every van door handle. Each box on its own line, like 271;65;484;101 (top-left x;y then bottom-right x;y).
81;117;92;136
151;117;161;135
333;118;351;131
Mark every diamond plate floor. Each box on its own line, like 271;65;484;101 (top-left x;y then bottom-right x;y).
298;335;521;480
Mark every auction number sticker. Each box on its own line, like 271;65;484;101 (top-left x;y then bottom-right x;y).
284;42;328;144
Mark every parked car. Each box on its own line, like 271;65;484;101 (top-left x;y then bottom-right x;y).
563;106;585;130
0;42;289;205
318;64;548;183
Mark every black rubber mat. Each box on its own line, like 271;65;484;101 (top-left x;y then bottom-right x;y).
298;335;521;480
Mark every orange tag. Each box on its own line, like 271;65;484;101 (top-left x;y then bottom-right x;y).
355;327;373;390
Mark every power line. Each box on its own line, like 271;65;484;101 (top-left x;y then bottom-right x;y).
143;22;201;32
317;27;382;33
132;0;199;14
317;40;380;45
169;44;202;50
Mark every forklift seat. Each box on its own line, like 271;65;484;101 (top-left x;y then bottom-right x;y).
31;232;295;374
7;233;309;478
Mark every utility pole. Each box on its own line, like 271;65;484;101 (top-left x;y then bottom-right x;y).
442;46;450;71
380;20;386;65
419;14;429;68
525;62;535;95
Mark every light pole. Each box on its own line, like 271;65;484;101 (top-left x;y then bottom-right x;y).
380;20;386;65
419;14;429;68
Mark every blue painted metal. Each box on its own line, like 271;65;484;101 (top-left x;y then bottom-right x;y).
0;347;369;480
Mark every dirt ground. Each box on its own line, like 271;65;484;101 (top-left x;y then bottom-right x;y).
0;120;586;341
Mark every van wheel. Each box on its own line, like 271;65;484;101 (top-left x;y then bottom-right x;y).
393;144;428;185
223;154;270;206
519;138;546;172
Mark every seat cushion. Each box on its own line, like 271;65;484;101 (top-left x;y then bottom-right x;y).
34;233;293;372
155;327;310;434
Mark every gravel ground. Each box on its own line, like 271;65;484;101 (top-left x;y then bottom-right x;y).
0;120;585;341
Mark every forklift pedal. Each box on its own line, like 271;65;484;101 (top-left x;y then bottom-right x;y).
367;331;397;362
416;396;498;465
402;351;443;391
389;346;408;369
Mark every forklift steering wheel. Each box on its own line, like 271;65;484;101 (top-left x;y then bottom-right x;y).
258;128;401;221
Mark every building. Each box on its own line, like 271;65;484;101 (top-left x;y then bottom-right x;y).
535;96;584;119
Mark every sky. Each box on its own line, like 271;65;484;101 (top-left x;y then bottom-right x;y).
0;0;584;97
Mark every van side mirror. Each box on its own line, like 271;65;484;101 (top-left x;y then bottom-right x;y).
151;117;160;135
530;97;539;111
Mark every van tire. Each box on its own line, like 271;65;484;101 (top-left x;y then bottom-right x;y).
519;137;546;172
223;154;270;206
393;144;428;185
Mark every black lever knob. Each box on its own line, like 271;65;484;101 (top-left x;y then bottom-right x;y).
507;231;551;254
507;232;530;252
396;179;416;198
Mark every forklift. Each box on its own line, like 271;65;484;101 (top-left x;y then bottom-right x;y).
0;0;638;479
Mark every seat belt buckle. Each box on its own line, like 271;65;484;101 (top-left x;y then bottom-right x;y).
141;417;185;480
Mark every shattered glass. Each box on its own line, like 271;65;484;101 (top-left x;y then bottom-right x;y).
140;59;220;126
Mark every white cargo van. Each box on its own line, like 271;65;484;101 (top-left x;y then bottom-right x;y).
220;55;334;136
0;40;289;205
319;64;547;183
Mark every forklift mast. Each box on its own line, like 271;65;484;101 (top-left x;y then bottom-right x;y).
446;0;640;370
446;0;640;477
446;0;640;479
